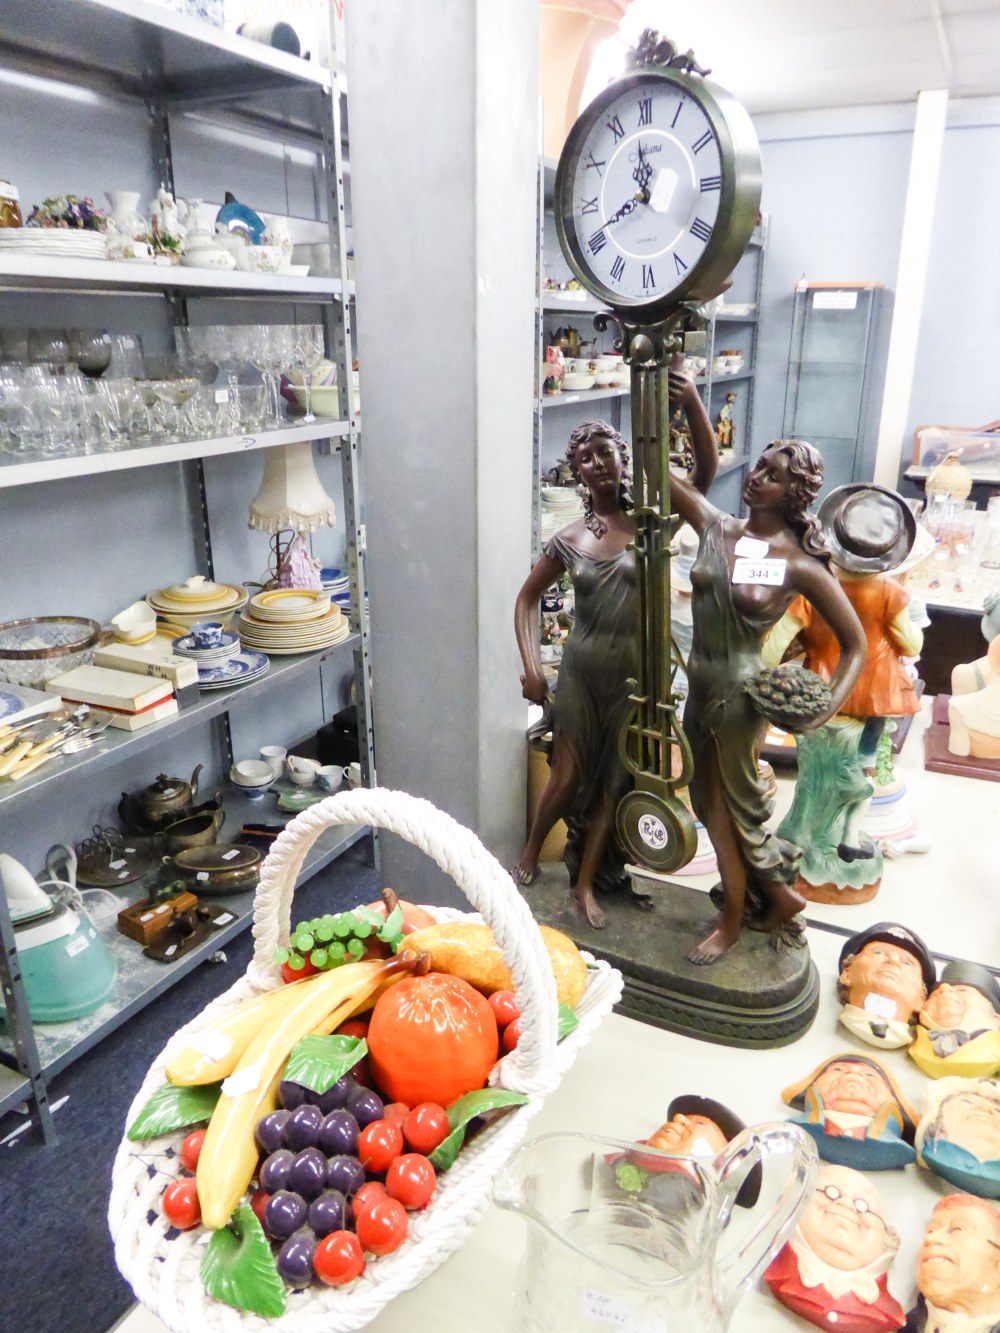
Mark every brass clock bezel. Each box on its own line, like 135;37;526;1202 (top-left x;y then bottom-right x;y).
554;67;762;319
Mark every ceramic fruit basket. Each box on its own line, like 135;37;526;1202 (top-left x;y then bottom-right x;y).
109;787;623;1332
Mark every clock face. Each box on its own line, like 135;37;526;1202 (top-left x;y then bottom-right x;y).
555;69;761;313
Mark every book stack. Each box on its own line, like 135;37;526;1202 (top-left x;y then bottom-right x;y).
45;665;179;731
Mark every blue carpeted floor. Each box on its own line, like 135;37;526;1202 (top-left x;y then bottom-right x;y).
1;841;380;1333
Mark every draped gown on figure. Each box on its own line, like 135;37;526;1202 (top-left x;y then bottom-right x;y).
685;515;801;902
544;530;638;893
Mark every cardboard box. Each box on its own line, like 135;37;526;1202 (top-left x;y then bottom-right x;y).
94;644;199;690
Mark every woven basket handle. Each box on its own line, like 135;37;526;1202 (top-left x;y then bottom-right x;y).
247;787;559;1086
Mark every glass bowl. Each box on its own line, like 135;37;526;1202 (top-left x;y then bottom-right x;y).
0;615;102;686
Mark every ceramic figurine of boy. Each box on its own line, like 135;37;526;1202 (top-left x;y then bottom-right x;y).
916;1077;1000;1199
771;485;921;903
910;964;1000;1079
782;1053;918;1170
836;922;936;1050
904;1195;1000;1331
764;1163;906;1332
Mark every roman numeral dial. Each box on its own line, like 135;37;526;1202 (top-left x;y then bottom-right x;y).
555;65;761;310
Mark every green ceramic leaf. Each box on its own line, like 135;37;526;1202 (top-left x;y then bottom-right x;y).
282;1034;367;1095
429;1123;466;1171
378;905;403;940
446;1087;529;1130
126;1082;220;1141
557;1003;579;1041
355;905;384;929
200;1204;286;1319
429;1087;531;1171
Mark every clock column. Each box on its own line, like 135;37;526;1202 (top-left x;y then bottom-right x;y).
346;1;539;896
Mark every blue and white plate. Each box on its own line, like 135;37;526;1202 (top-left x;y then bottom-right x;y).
197;650;269;690
0;690;25;721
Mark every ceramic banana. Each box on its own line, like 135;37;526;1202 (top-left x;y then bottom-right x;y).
196;950;425;1228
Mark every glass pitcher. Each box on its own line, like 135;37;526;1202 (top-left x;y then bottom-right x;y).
492;1125;817;1333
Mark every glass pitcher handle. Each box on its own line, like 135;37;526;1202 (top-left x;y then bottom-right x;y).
713;1122;818;1326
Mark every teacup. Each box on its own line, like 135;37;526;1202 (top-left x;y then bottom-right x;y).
316;764;346;792
345;761;362;789
190;620;224;650
286;755;320;786
259;745;287;779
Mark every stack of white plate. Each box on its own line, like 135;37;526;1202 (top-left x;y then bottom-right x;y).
171;631;243;665
145;577;249;631
0;228;108;259
541;485;585;543
238;589;352;655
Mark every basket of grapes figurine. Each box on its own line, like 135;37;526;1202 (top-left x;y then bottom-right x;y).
745;663;832;731
109;788;623;1332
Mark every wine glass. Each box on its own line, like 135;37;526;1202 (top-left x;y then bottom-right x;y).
69;328;112;378
205;324;251;434
27;328;71;374
289;324;325;423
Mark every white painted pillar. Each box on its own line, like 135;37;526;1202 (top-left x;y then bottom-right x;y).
874;88;949;487
347;3;539;897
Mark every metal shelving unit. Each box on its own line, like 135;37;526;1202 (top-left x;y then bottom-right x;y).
0;0;371;1143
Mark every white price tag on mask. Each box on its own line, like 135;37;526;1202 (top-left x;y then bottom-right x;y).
732;557;786;586
735;534;769;559
864;992;898;1020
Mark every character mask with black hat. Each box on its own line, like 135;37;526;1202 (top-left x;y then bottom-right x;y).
911;962;1000;1079
618;1094;761;1207
837;921;936;1050
767;483;923;881
782;1053;918;1170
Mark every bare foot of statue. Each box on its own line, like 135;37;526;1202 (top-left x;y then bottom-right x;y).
574;884;607;930
755;879;806;931
687;912;742;965
511;856;538;887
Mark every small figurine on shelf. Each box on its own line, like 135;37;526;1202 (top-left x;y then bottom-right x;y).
836;922;935;1050
910;962;1000;1079
926;449;974;501
782;1053;918;1170
916;1076;1000;1199
772;484;922;904
148;188;185;263
669;401;694;469
763;1163;906;1333
542;343;565;395
905;1195;1000;1332
714;390;736;453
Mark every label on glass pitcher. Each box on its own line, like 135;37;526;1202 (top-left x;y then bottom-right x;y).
581;1289;666;1333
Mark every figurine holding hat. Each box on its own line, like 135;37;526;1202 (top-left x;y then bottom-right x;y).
769;483;923;902
916;1077;1000;1199
837;922;936;1050
911;962;1000;1079
782;1053;918;1170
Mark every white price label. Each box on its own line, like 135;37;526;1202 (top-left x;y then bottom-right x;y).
732;557;786;586
813;290;857;310
864;992;898;1020
735;534;769;559
197;871;210;881
140;911;155;923
221;849;240;861
187;1029;233;1062
109;858;127;870
66;935;89;958
164;943;177;957
648;167;678;215
215;912;234;925
214;388;229;404
222;1061;263;1099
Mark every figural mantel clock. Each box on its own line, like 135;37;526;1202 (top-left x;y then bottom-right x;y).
554;30;762;319
553;32;763;876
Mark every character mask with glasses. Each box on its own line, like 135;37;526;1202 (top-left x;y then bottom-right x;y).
917;1077;1000;1200
764;1163;905;1333
906;1194;1000;1333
